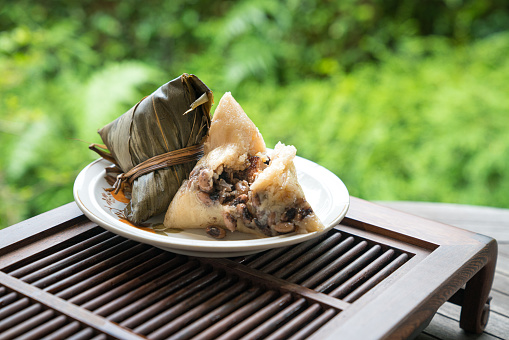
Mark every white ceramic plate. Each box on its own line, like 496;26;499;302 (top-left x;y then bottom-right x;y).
73;156;349;257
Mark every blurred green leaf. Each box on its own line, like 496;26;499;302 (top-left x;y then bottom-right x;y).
80;61;163;141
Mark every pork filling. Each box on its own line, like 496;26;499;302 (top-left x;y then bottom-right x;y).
191;155;314;237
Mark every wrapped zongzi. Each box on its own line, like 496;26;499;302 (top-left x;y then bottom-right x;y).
92;74;212;224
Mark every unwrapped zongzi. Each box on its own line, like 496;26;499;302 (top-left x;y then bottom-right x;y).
163;92;324;237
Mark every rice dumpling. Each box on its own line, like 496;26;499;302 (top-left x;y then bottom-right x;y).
93;74;212;224
163;92;324;238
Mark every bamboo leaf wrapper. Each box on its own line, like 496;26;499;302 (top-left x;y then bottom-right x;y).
97;74;212;223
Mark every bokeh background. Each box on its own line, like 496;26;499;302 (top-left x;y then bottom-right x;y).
1;0;509;229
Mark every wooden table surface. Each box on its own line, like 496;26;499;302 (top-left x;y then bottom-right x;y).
0;199;505;339
378;201;509;340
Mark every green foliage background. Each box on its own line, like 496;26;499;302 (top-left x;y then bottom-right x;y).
1;0;509;228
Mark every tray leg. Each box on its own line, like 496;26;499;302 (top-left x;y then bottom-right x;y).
459;239;497;334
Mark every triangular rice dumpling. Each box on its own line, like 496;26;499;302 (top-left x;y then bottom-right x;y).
163;92;324;237
97;74;212;224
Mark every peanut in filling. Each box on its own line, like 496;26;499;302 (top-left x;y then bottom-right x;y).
192;155;313;237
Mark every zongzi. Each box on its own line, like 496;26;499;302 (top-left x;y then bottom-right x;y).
92;74;212;224
163;92;324;237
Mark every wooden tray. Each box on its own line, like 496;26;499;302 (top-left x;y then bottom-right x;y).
0;197;497;339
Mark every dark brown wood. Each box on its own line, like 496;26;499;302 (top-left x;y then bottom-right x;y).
19;314;69;340
459;238;497;333
286;236;355;284
329;248;396;298
0;272;145;340
267;232;344;277
264;303;322;340
55;247;165;300
5;230;113;278
239;298;308;340
97;264;210;319
288;308;337;340
343;253;409;303
240;234;328;270
0;203;85;250
192;290;278;340
77;255;188;310
161;282;256;340
198;256;351;311
215;293;294;340
118;270;219;328
302;241;369;288
380;202;509;340
315;244;381;293
0;198;499;340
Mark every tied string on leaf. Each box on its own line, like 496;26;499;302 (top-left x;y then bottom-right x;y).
116;144;204;193
90;142;205;194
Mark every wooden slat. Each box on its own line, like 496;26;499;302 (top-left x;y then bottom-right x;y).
315;244;381;293
4;229;112;278
164;284;261;340
336;224;434;258
0;303;43;332
239;298;307;340
41;318;81;339
264;303;322;340
18;314;69;340
14;235;126;283
137;275;239;337
287;308;337;340
130;272;233;335
263;232;344;277
286;236;356;284
112;267;218;326
94;262;205;318
66;327;97;340
192;290;278;340
43;242;151;294
29;239;139;289
0;309;55;339
73;255;186;309
243;234;327;270
301;241;368;289
215;293;294;340
198;257;350;311
311;239;494;340
0;272;143;340
329;249;396;298
0;296;30;320
55;247;165;300
343;253;409;303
